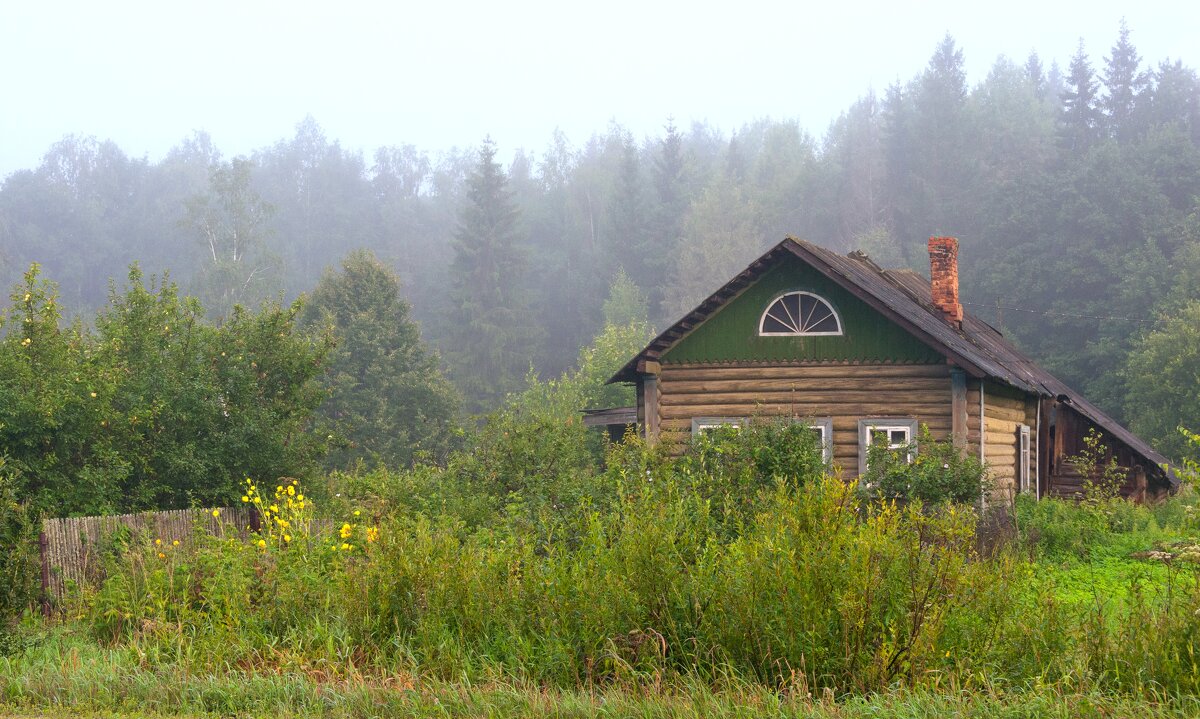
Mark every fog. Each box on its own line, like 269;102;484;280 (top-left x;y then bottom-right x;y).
3;0;1197;176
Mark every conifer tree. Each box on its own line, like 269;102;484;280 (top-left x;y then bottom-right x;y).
605;136;651;285
300;250;460;469
446;138;538;411
1060;40;1103;152
1100;19;1147;141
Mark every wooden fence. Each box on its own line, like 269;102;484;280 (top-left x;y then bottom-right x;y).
39;506;256;605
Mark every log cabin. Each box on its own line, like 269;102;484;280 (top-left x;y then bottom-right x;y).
588;236;1176;502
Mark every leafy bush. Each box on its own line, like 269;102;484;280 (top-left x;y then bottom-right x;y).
0;264;332;515
859;426;988;505
0;459;39;643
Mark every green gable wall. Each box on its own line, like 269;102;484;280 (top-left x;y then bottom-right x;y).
661;255;944;364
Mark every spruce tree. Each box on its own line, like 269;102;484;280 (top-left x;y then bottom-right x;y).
1060;40;1102;153
300;250;460;469
1100;19;1146;141
605;136;651;285
446;138;538;411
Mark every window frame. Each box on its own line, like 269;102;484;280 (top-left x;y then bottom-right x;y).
758;291;844;337
857;418;919;476
1018;424;1032;495
691;417;747;436
807;417;834;464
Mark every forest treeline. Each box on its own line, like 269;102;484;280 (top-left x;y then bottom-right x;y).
2;24;1199;459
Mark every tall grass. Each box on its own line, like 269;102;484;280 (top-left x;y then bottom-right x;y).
12;425;1200;711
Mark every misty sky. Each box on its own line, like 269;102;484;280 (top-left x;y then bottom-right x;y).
3;0;1198;179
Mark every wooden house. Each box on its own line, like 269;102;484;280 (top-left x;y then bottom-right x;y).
591;236;1176;501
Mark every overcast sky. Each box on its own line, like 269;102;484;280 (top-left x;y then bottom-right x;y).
3;0;1198;179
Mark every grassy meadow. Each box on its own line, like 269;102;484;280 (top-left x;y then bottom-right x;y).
2;422;1200;717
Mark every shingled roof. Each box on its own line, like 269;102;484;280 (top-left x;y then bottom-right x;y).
611;237;1173;482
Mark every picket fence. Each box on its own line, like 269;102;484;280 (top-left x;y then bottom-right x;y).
39;506;257;605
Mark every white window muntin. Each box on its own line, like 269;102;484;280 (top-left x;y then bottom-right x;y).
1018;424;1032;494
758;291;844;337
857;419;919;475
691;417;746;436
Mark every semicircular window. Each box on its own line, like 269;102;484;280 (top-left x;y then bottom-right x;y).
759;291;843;336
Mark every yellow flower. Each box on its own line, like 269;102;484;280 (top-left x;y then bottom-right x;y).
283;534;291;542
23;293;30;302
276;485;283;493
242;496;249;502
270;504;279;513
155;538;161;546
366;527;379;543
211;509;220;518
172;540;179;547
340;523;353;539
341;543;350;550
21;338;31;346
297;494;304;501
257;539;267;549
287;485;295;496
353;510;361;517
157;552;165;559
90;391;97;398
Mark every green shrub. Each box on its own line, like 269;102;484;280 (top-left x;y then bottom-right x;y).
0;460;39;644
859;426;988;505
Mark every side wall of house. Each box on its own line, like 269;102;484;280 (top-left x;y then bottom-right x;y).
966;380;1039;502
653;362;953;475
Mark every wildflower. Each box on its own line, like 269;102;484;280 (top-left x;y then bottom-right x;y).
155;538;161;546
23;293;30;302
283;534;291;542
297;494;304;501
21;338;30;346
270;504;279;513
157;553;165;559
341;542;350;550
211;509;220;518
366;526;379;543
340;523;353;539
276;485;283;493
353;510;360;517
90;391;97;398
287;485;295;496
172;540;179;547
257;539;267;549
242;496;249;502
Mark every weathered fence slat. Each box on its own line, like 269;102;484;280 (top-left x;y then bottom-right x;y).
40;506;255;604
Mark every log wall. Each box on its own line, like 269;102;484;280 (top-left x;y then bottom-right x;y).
965;381;1039;503
655;362;953;476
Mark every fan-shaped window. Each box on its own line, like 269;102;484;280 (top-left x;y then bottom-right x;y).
759;292;843;336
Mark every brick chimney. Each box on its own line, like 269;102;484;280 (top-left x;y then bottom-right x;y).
928;236;963;325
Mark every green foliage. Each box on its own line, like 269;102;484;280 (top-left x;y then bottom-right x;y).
0;459;38;641
300;250;461;470
859;426;988;505
183;157;281;320
0;264;331;515
678;418;827;523
445;138;541;411
1125;301;1200;462
1069;427;1129;503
